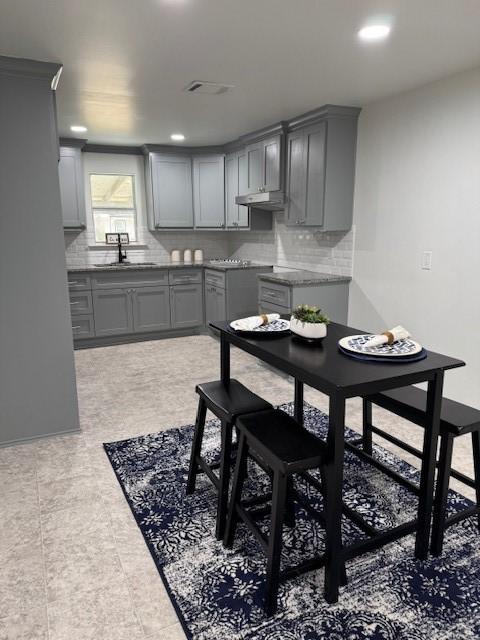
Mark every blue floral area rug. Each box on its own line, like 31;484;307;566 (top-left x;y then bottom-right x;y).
104;402;480;640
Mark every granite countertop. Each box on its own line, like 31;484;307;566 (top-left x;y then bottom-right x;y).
258;270;351;286
67;261;273;273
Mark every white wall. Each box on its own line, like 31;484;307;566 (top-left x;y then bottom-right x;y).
65;153;229;266
350;67;480;407
0;63;79;445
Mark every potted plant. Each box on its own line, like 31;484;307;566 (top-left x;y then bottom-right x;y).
290;304;330;340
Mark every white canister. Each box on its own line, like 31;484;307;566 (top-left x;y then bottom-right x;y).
194;249;204;263
183;249;192;263
171;249;181;263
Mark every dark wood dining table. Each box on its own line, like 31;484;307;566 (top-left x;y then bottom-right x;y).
210;319;465;603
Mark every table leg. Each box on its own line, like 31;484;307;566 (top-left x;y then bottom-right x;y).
294;379;304;426
324;392;346;603
220;333;231;386
415;371;444;560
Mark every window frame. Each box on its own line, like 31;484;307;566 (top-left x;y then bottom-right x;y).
89;172;139;244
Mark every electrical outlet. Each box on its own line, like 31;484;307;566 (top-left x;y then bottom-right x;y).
421;251;432;270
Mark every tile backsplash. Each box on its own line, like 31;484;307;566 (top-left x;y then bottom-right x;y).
228;213;354;275
65;213;354;274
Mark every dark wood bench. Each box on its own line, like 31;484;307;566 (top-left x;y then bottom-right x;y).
358;386;480;555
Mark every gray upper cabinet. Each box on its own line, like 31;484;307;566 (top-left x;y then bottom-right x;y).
246;141;263;194
170;283;203;328
132;286;171;333
193;155;225;228
244;134;281;194
147;153;194;229
262;135;281;192
286;107;359;230
59;144;86;229
225;151;249;229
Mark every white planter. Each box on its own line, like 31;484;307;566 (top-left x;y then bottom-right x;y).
290;316;327;340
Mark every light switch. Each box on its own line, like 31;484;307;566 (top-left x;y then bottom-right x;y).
421;251;432;270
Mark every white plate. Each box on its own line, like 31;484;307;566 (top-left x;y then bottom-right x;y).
230;318;290;333
338;334;423;357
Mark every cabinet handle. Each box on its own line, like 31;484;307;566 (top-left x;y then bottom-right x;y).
72;326;81;330
68;281;79;285
70;301;80;305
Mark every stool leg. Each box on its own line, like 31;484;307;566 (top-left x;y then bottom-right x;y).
430;433;454;556
362;399;373;456
471;431;480;532
284;477;296;529
224;433;249;548
186;398;207;495
216;421;234;541
265;471;288;617
320;465;347;587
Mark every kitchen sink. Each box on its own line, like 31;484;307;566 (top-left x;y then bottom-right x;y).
95;261;157;267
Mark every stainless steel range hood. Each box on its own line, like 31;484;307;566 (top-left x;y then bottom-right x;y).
235;190;285;211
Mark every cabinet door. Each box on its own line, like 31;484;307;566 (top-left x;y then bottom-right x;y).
93;289;133;336
132;286;171;333
151;154;193;228
305;122;326;226
246;142;263;194
237;149;249;227
215;287;227;321
205;285;226;324
59;146;86;229
170;284;203;329
262;135;281;192
285;132;307;225
225;153;239;228
193;155;225;228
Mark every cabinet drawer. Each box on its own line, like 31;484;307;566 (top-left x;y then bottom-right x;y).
69;291;93;315
92;269;168;290
72;314;95;339
204;269;226;288
67;273;91;290
258;299;290;315
258;282;291;308
168;268;202;285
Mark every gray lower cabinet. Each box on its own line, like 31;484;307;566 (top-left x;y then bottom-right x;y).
170;284;203;328
258;278;349;324
71;314;95;339
132;286;171;333
192;155;225;228
59;144;86;229
205;284;226;324
93;289;133;336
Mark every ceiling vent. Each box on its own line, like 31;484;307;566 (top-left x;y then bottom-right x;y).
183;80;234;95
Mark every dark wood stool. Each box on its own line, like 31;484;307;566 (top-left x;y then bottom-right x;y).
361;386;480;555
186;379;272;540
224;408;345;616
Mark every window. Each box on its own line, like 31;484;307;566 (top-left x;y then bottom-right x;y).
90;174;137;243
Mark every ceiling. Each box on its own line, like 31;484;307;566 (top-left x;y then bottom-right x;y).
2;0;480;145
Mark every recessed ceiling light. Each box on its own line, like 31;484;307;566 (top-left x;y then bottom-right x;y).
171;133;185;141
358;24;391;41
70;125;87;133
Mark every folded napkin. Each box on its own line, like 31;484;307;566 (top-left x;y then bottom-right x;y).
233;313;280;331
364;325;410;348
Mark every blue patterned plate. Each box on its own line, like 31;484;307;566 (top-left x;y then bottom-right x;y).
229;318;290;337
338;334;423;357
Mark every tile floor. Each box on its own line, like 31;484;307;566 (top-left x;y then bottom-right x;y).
0;334;476;639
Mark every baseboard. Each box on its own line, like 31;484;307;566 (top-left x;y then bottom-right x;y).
0;427;82;449
74;327;208;349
